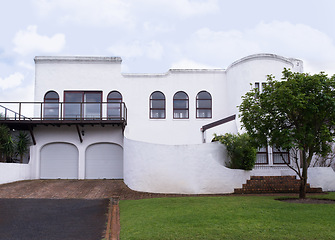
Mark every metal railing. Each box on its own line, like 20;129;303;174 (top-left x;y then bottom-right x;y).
0;102;127;124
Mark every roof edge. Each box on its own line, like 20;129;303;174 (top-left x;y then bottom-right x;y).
227;53;300;70
34;56;122;63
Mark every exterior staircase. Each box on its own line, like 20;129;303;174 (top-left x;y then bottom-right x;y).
234;176;323;194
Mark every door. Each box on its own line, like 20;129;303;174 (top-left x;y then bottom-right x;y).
85;143;123;179
40;143;78;179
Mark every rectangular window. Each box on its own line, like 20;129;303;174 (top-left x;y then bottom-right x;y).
64;91;102;119
150;99;165;119
255;82;260;90
256;146;268;164
273;147;290;164
262;82;267;91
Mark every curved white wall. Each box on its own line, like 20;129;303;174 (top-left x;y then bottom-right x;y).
124;138;252;194
124;138;335;194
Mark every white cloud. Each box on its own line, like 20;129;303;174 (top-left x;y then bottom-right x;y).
13;25;65;55
179;21;335;74
140;0;219;17
33;0;134;27
0;72;24;90
185;28;261;67
248;21;335;74
108;40;164;60
18;61;34;71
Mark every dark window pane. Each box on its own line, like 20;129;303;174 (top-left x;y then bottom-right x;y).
174;100;188;108
45;91;59;99
197;99;211;108
151;99;165;108
197;91;211;99
174;92;188;99
108;91;122;100
151;92;165;100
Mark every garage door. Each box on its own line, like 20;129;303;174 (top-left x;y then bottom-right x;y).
85;143;123;179
40;143;78;179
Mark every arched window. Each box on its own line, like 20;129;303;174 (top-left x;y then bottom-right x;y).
196;91;212;118
150;91;165;119
44;91;59;119
107;91;122;119
173;91;189;119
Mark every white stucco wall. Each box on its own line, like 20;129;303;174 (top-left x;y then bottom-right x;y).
124;138;335;194
0;163;31;184
30;125;124;179
124;138;253;194
308;167;335;191
34;54;302;145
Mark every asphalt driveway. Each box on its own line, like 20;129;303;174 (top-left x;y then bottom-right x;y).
0;198;109;240
0;179;229;239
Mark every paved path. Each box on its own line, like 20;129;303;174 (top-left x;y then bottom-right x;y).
0;179;221;199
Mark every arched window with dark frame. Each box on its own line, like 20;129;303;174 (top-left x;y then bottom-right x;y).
173;91;189;119
44;91;59;119
150;91;165;119
107;91;122;119
196;91;212;118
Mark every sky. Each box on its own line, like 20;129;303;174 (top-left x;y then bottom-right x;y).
1;0;335;102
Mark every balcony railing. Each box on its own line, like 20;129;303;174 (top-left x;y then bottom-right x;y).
0;102;127;125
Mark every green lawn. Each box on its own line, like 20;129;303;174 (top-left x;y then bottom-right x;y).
120;193;335;240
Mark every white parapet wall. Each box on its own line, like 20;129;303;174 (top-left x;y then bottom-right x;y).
124;138;335;194
308;167;335;191
124;138;253;194
0;162;32;184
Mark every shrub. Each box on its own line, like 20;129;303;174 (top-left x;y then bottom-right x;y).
213;133;257;170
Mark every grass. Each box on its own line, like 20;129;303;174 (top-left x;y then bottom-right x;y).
119;193;335;240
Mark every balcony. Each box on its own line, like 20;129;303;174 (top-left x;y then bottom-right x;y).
0;102;127;130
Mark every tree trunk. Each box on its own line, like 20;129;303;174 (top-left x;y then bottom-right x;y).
299;177;307;199
299;150;308;199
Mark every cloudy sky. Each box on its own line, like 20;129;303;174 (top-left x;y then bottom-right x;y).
1;0;335;102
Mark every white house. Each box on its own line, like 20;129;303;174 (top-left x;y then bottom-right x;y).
1;53;335;194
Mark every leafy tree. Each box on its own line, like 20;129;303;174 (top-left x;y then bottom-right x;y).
15;131;30;163
213;133;257;170
239;68;335;198
3;135;15;162
0;124;11;161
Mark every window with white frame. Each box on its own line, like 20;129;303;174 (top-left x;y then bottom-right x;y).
150;91;165;119
44;91;59;119
173;91;189;119
273;147;290;164
64;91;102;119
107;91;122;119
196;91;212;118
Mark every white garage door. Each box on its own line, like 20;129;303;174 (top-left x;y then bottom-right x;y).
85;143;123;179
40;143;78;179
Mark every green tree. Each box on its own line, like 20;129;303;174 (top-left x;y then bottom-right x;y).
213;133;257;170
239;68;335;198
15;131;30;163
0;124;11;161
